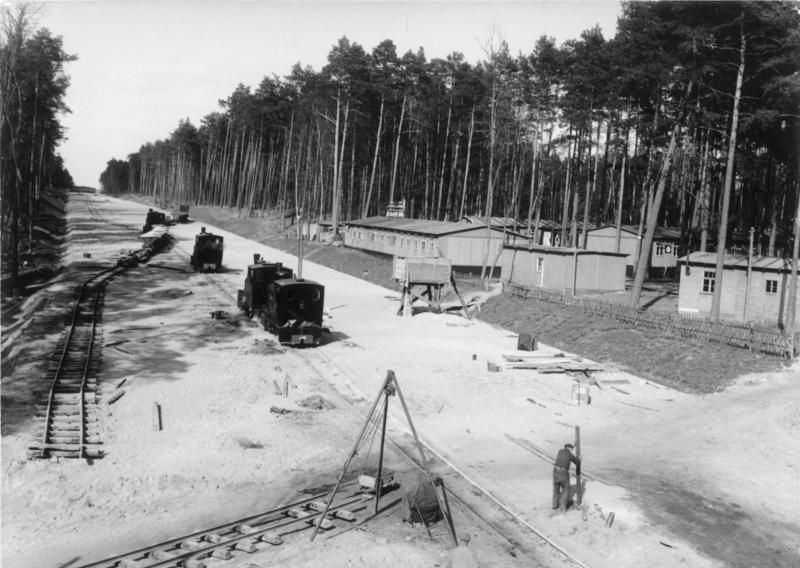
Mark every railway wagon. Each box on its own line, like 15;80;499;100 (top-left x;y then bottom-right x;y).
142;208;172;233
190;227;224;272
237;255;293;318
263;278;326;346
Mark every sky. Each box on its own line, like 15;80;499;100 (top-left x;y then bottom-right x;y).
35;0;623;188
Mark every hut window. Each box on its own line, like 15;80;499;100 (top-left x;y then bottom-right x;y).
766;279;778;294
421;241;426;250
391;236;397;245
537;257;544;272
655;243;664;256
702;270;715;293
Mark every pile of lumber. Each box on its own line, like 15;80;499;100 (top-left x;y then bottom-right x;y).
488;352;604;373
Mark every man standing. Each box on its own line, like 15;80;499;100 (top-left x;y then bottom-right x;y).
552;443;581;513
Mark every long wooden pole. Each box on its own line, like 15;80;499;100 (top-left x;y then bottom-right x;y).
743;227;754;321
297;208;303;279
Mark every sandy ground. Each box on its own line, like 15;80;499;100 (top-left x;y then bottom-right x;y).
2;193;799;568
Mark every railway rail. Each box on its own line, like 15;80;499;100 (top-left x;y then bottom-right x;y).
77;483;377;568
29;228;171;460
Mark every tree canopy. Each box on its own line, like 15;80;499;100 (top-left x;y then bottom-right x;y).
1;3;75;294
100;2;800;306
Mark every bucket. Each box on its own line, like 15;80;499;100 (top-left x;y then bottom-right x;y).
571;383;591;405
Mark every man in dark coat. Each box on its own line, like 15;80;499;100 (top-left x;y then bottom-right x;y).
552;443;580;513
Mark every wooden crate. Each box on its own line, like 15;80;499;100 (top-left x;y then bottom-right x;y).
393;256;451;284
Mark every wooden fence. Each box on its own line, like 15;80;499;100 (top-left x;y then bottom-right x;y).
505;283;797;358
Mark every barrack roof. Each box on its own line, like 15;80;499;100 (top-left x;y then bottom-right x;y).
589;225;681;240
678;252;793;272
344;216;507;236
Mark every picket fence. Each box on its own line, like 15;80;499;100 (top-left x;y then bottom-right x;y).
505;283;797;358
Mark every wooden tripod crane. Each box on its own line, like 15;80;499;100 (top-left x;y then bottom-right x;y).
310;370;457;544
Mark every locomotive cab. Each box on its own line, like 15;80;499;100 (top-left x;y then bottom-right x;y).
190;227;224;272
263;278;326;346
237;257;293;317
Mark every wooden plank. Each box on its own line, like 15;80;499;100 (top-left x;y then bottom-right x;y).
502;352;569;362
107;390;126;404
28;442;102;450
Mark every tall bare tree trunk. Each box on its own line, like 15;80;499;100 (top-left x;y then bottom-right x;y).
436;101;452;220
388;92;407;205
584;118;603;246
711;23;745;321
333;98;349;233
445;134;460;221
526;121;540;235
631;82;693;306
615;151;627;254
561;128;574;246
480;80;498;288
580;106;595;249
363;95;384;218
458;105;475;220
696;129;711;252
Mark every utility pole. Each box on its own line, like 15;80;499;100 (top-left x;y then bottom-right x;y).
787;179;800;356
297;208;304;278
743;227;754;322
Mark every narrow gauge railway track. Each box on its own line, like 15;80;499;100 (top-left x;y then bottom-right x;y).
29;265;118;459
29;233;171;460
77;484;375;568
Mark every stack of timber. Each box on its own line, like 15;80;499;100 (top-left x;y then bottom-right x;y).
488;352;605;373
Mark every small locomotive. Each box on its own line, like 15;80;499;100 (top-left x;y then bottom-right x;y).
237;255;293;318
237;253;327;346
263;277;326;346
190;227;224;272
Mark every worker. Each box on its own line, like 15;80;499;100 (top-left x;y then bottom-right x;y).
552;443;580;514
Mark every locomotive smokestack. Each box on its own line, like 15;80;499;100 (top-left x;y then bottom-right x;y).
201;227;206;234
254;253;261;263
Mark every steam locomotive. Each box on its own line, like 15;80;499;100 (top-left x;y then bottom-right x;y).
237;254;326;346
190;227;224;272
237;256;293;318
